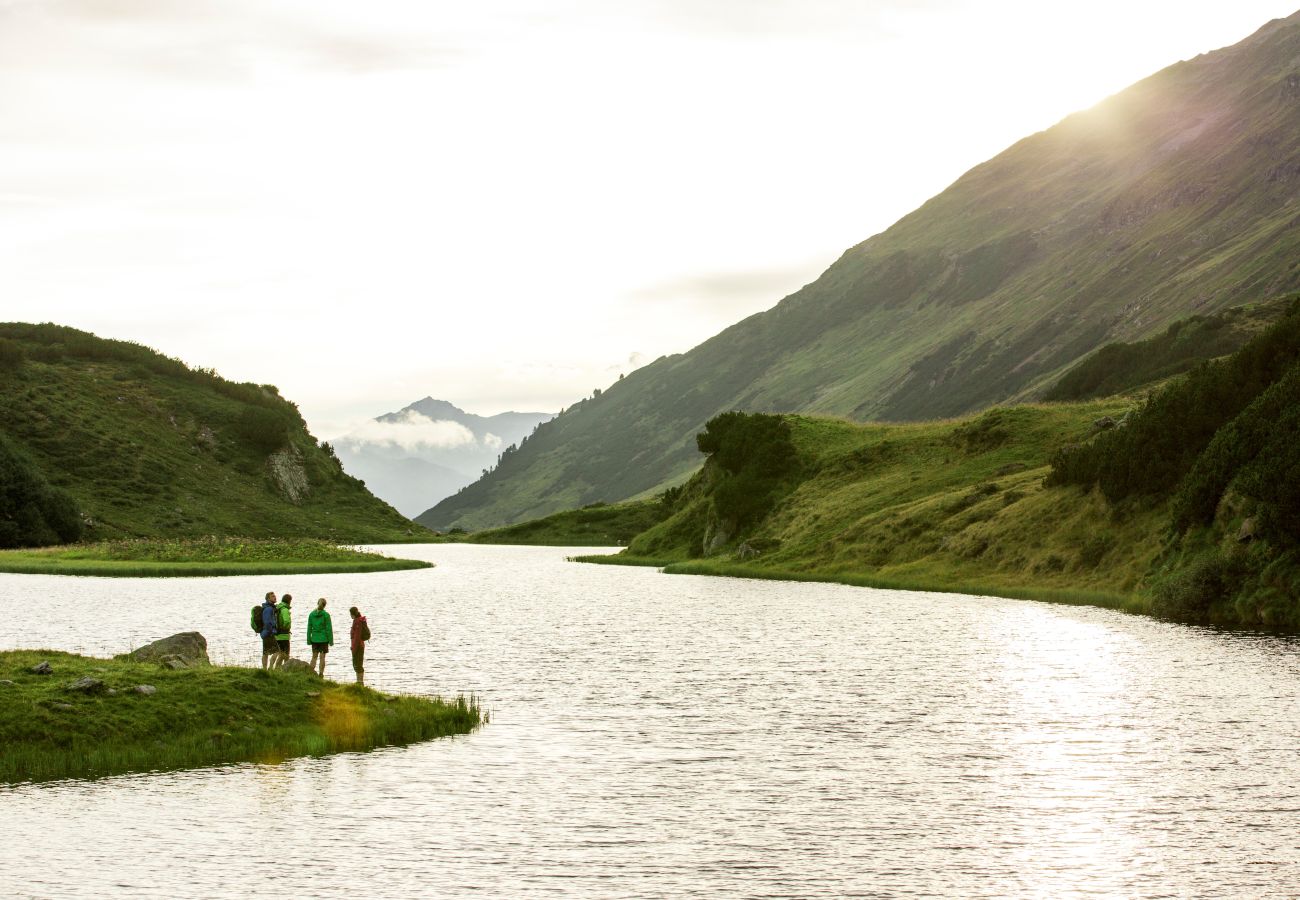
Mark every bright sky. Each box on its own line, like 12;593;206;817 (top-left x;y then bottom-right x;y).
3;0;1297;437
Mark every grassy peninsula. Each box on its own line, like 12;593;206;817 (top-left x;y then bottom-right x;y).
0;649;481;783
445;500;669;546
0;537;432;577
559;299;1300;630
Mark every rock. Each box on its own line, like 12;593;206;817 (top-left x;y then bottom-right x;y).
0;679;14;686
281;658;316;674
133;684;157;695
123;632;210;667
994;462;1029;476
734;542;761;561
268;445;310;504
306;691;321;698
106;688;118;696
1238;517;1259;543
1093;415;1117;431
66;676;106;694
51;702;75;712
163;657;189;670
31;661;53;675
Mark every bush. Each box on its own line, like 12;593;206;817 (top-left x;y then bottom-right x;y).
233;407;290;454
1149;550;1246;623
696;412;801;534
0;433;83;547
0;338;24;373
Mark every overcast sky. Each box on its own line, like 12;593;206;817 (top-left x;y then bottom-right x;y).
3;0;1297;437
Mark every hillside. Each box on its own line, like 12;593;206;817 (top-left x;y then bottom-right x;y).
334;397;552;516
582;301;1300;629
421;10;1300;531
0;324;423;544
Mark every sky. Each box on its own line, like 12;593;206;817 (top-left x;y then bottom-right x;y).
3;0;1298;438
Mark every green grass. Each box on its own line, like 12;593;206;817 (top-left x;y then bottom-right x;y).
0;538;433;577
0;649;482;784
452;500;669;546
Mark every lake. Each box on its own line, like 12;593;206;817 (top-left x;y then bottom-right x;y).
2;543;1299;897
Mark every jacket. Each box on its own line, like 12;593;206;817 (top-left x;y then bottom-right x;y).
307;608;333;645
260;601;278;638
350;615;368;651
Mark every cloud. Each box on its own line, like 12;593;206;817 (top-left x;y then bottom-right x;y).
632;263;824;318
341;411;477;453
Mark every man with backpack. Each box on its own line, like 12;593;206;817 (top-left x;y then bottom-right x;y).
255;592;279;670
274;594;293;667
349;606;370;686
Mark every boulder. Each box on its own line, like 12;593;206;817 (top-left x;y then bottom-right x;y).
281;658;317;674
66;676;106;694
734;542;761;561
31;661;53;675
1092;415;1117;431
0;679;15;687
123;632;210;667
133;684;157;696
1237;517;1259;543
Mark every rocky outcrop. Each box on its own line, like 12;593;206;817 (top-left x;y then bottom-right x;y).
30;661;52;675
268;445;310;504
123;632;210;667
281;658;318;674
65;676;106;694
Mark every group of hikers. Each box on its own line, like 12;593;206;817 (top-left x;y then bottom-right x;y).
252;592;371;685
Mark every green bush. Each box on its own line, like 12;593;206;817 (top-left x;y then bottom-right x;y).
0;433;83;547
1149;550;1246;623
696;412;801;534
0;338;24;373
233;407;290;454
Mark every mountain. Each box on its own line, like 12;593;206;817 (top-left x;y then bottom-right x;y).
0;323;421;544
419;11;1300;531
333;398;552;516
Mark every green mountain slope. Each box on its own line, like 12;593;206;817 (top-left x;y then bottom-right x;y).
0;324;423;543
421;11;1300;531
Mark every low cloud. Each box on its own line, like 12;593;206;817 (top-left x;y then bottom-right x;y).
342;411;477;453
632;262;824;318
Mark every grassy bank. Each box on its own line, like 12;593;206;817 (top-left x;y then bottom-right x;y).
574;554;1146;615
0;649;481;783
451;500;668;546
0;537;433;577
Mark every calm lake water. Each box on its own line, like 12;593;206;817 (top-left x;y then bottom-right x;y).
2;544;1299;898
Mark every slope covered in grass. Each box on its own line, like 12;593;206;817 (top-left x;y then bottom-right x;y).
0;323;424;543
422;12;1300;530
0;650;481;783
455;500;668;546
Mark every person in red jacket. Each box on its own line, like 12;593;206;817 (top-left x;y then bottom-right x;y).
349;606;370;686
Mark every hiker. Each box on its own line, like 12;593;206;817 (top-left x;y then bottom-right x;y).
274;594;293;668
258;592;279;670
307;598;333;677
349;606;370;686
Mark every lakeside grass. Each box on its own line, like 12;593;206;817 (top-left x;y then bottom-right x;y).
0;537;433;578
0;649;482;784
573;553;1148;616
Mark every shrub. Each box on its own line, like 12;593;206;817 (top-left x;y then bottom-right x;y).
233;407;290;454
0;434;83;547
0;338;24;373
1149;550;1245;623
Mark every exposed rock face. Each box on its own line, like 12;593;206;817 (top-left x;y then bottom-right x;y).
31;661;52;675
734;542;761;561
124;632;211;667
1238;517;1259;543
703;516;735;555
268;444;310;504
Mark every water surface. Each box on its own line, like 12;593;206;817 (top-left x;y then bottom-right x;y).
2;544;1299;897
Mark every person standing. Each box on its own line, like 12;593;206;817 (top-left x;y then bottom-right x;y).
349;606;370;686
307;598;333;677
260;592;279;670
274;594;293;668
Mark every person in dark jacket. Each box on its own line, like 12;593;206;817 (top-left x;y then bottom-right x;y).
260;592;280;670
349;606;369;686
307;598;333;677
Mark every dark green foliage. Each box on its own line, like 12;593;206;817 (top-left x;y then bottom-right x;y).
1045;299;1291;401
1149;549;1246;622
696;412;800;534
949;409;1011;454
0;338;24;373
0;432;83;547
1048;299;1300;503
233;406;290;454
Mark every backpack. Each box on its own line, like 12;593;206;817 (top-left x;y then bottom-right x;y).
361;619;371;642
250;605;262;634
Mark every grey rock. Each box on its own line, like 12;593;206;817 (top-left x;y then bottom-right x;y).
734;542;761;561
66;676;106;694
106;688;118;696
163;657;188;670
51;702;75;712
1092;415;1117;431
1238;516;1259;543
133;684;157;695
0;679;15;687
281;658;316;674
305;691;321;698
31;661;53;675
123;632;210;667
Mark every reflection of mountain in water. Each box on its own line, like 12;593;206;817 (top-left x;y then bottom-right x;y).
332;397;553;517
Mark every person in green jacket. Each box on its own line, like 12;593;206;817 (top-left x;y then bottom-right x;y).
274;594;293;668
307;597;333;677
